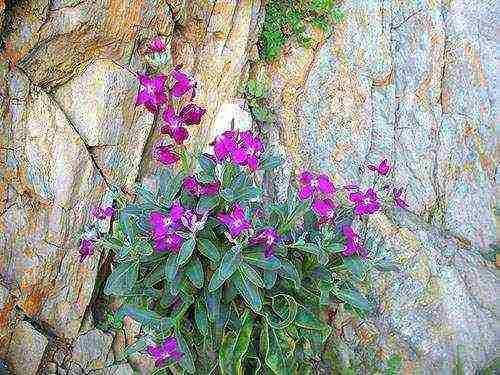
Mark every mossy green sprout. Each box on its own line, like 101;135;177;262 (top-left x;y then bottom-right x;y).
259;0;345;60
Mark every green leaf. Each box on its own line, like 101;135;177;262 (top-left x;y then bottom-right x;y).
197;195;219;212
100;237;124;251
295;305;328;333
208;246;242;291
104;261;139;296
233;311;254;375
198;153;216;176
239;263;265;288
261;323;290;375
244;253;282;271
263;270;278;289
195;299;209;335
175;329;196;374
123;336;149;357
343;255;366;280
198;238;222;263
178;238;196;266
159;170;184;204
278;259;301;289
186;256;204;289
264;294;298;329
332;287;373;311
205;289;221;323
219;331;237;374
260;155;283;171
233;271;262;313
115;305;172;330
164;251;179;282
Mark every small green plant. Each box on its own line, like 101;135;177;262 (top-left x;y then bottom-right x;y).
259;0;345;60
243;78;275;125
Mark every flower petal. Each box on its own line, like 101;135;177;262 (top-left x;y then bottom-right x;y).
298;185;313;200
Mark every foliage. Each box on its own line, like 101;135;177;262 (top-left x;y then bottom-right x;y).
259;0;345;60
77;35;406;374
243;78;275;125
99;160;379;373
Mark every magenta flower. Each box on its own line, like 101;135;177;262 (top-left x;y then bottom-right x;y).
217;204;251;238
171;66;194;98
91;206;115;220
349;188;380;215
148;36;167;53
312;198;336;226
149;204;184;241
298;172;335;200
183;176;220;197
78;238;94;262
154;232;184;253
212;131;238;161
153;144;180;166
236;130;263;171
202;181;220;196
250;228;279;258
393;188;409;209
162;106;189;145
136;74;167;113
341;225;364;257
183;176;203;196
179;103;206;125
368;159;390;176
147;337;183;368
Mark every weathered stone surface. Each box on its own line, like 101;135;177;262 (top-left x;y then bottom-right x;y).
0;65;109;339
1;0;174;89
91;363;134;375
258;0;497;372
0;284;19;355
70;329;114;371
6;320;48;375
0;0;496;373
335;208;497;373
53;59;153;192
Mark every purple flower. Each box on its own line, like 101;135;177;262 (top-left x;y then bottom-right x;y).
179;103;206;125
349;188;380;215
148;36;167;53
161;106;189;145
154;232;184;253
298;172;335;200
393;187;409;209
136;74;167;113
217;204;251;238
183;176;203;196
149;203;184;241
183;176;220;197
250;228;279;258
368;159;390;176
236;130;263;171
212;131;238;161
211;130;263;171
153;144;180;166
171;66;194;98
312;198;336;226
341;225;364;257
78;238;94;262
147;337;183;368
202;181;220;196
91;206;116;220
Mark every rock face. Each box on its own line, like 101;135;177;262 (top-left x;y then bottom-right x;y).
260;0;497;372
0;0;496;374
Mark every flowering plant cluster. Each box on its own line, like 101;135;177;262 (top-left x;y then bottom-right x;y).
79;40;407;374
